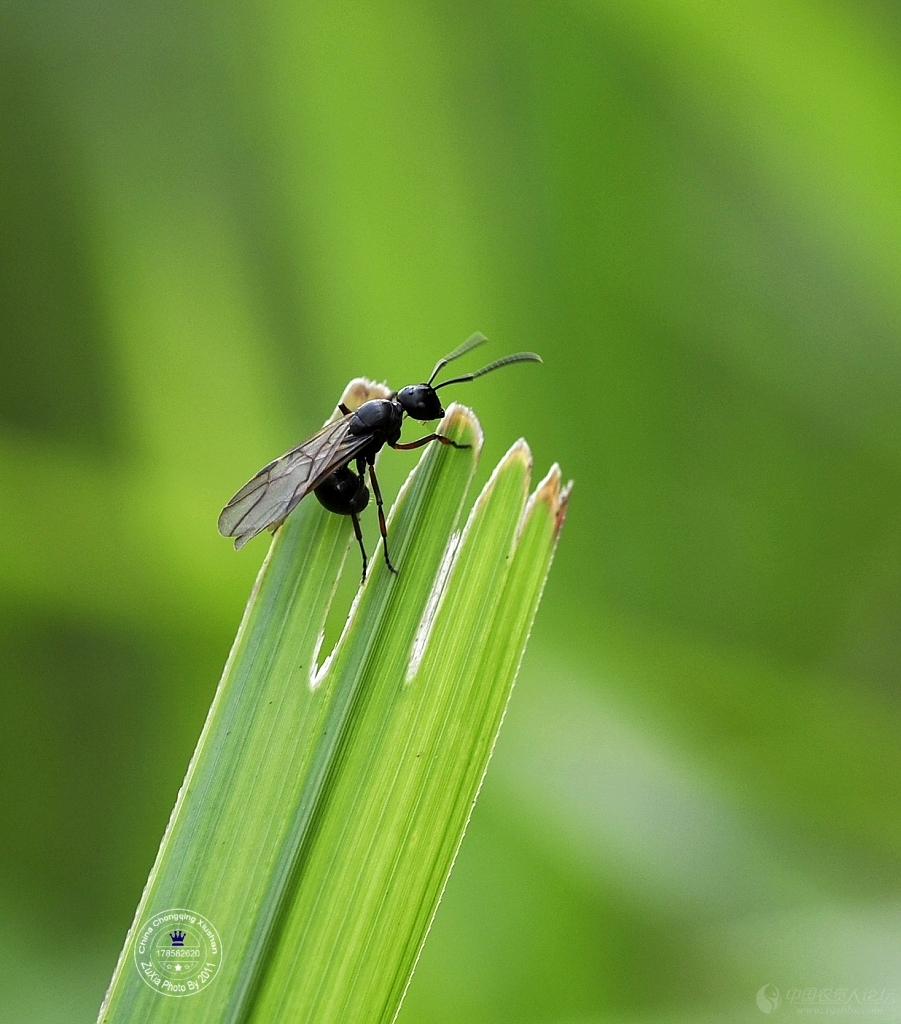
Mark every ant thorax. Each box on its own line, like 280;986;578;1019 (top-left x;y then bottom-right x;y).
347;399;404;444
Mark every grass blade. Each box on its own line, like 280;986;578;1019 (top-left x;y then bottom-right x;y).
98;382;568;1024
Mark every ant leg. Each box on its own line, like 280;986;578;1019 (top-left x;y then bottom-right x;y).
392;433;471;451
351;510;368;583
367;462;398;575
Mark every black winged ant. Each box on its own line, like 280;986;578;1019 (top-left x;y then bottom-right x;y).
218;333;540;579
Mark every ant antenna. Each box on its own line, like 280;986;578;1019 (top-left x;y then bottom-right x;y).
427;333;488;386
434;351;542;391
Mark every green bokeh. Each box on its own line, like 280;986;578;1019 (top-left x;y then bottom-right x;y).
2;2;900;1021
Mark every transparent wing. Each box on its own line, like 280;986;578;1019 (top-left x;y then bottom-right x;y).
217;416;371;549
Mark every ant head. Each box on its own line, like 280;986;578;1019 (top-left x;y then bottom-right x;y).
395;384;444;422
392;334;541;422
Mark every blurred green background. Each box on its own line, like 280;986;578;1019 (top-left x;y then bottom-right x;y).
3;1;901;1021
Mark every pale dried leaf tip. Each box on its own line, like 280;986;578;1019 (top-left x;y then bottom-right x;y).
336;377;392;417
555;479;573;536
504;437;533;473
439;402;484;454
523;463;572;538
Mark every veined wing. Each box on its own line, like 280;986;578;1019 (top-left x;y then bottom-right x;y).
218;416;370;549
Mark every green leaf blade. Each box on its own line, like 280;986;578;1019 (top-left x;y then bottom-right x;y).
249;440;567;1024
97;385;567;1024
